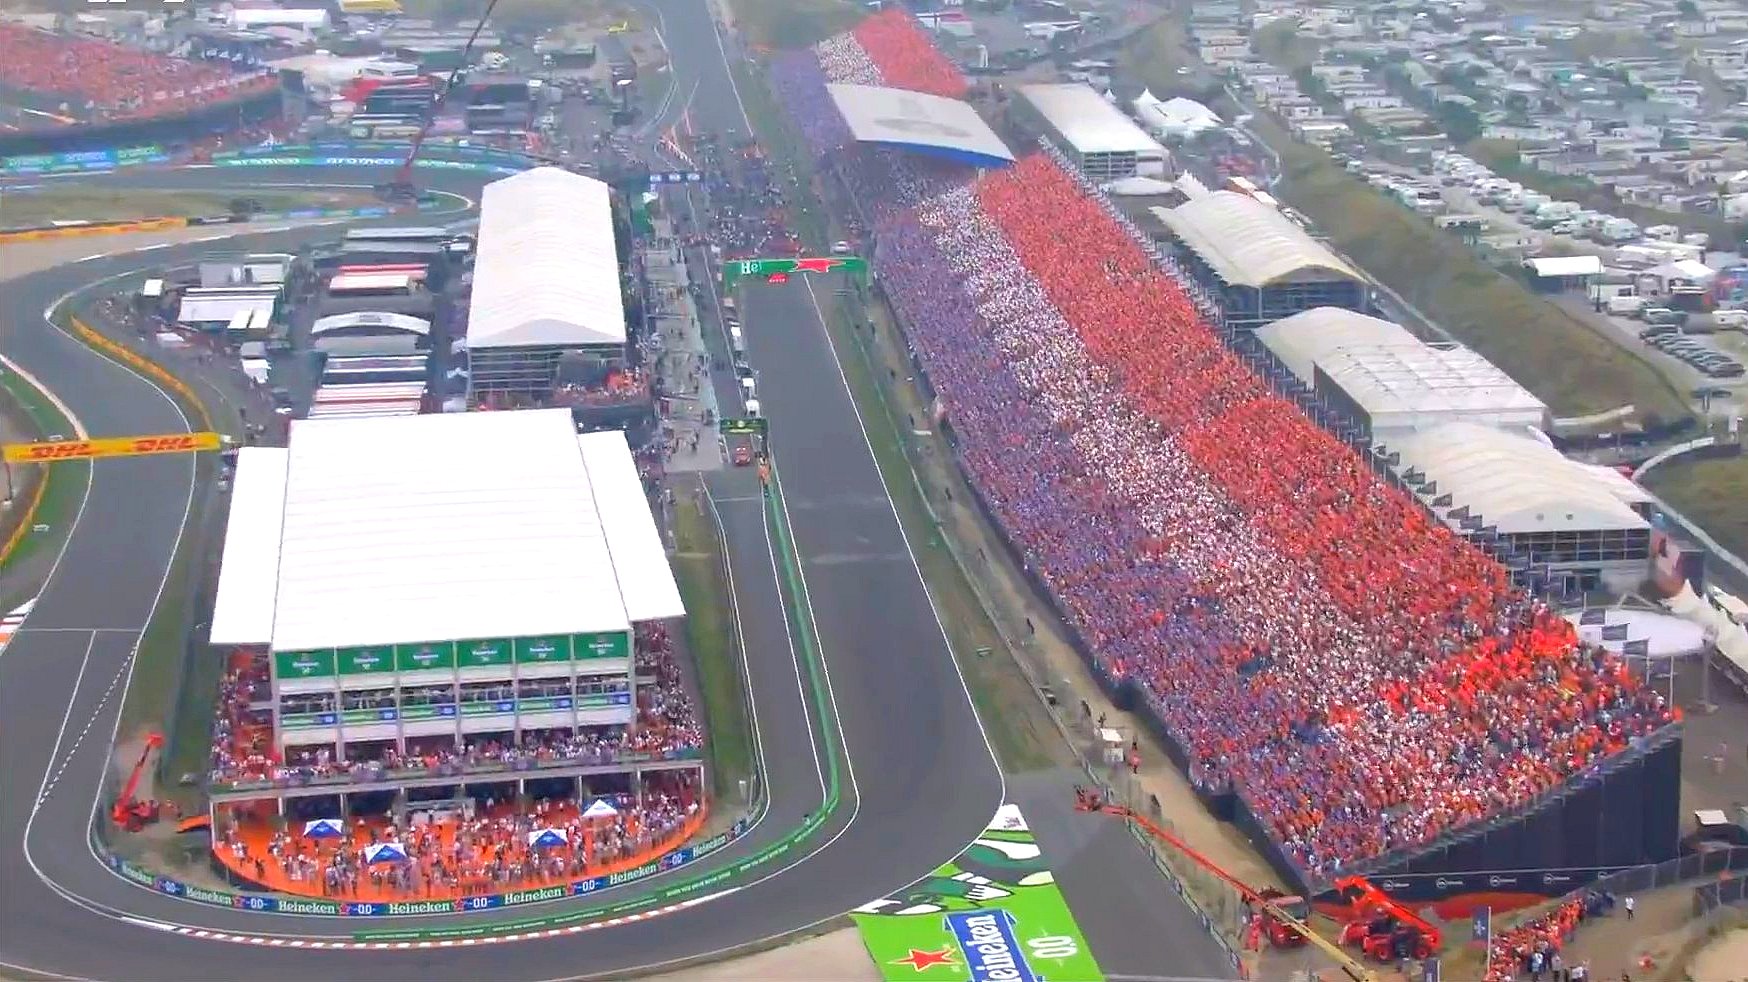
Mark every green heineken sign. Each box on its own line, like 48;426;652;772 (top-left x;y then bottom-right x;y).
718;417;768;436
574;631;630;660
721;255;867;289
274;649;336;680
395;641;457;673
514;635;572;663
459;638;513;669
337;646;394;675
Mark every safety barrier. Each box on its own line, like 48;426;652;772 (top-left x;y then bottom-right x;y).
0;455;50;570
91;818;749;919
67;315;212;432
0;144;170;176
0;216;188;244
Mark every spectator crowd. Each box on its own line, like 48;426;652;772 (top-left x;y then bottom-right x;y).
206;627;703;788
217;773;703;901
767;11;1677;879
0;25;273;126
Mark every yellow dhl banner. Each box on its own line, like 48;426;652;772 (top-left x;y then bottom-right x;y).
3;432;222;463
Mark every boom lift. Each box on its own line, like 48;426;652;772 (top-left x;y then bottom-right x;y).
112;732;165;832
377;0;507;201
1334;875;1442;962
1074;787;1376;982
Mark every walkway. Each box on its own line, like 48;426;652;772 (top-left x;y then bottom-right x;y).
644;215;724;474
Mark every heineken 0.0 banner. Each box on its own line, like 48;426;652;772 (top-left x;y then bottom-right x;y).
852;805;1104;982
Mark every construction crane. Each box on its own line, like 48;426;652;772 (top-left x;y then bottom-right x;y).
1073;787;1377;982
1334;876;1443;963
378;0;507;201
112;732;165;832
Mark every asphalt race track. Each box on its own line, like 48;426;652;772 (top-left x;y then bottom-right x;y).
0;2;1233;978
0;7;1009;978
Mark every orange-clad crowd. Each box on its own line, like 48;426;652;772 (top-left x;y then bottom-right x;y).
0;25;273;125
796;11;1678;870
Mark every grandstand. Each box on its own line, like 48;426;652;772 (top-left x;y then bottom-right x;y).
0;24;274;128
771;8;1682;899
1382;422;1652;591
465;167;627;400
204;410;694;815
1010;83;1171;183
1253;307;1548;441
1151;192;1367;330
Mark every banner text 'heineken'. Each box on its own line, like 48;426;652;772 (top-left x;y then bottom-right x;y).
273;632;631;680
851;805;1103;982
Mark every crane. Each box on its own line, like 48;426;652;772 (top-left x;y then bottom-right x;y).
1333;875;1443;963
378;0;507;201
1073;787;1377;982
112;732;165;832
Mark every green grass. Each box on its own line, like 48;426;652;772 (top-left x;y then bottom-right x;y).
0;366;88;603
1239;113;1694;425
736;60;1058;771
672;486;756;802
733;0;862;49
0;187;382;229
1644;454;1748;564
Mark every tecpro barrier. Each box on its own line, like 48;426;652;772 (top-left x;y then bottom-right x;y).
96;818;749;919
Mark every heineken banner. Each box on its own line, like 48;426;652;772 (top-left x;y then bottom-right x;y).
99;819;746;917
852;805;1104;982
275;632;629;679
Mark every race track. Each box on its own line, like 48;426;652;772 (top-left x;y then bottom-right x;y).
0;2;1239;978
0;2;1010;976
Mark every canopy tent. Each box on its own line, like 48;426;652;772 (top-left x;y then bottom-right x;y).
825;84;1014;168
303;818;344;839
527;828;569;848
581;797;620;820
363;843;407;864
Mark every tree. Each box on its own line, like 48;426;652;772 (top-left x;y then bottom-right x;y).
1435;102;1482;143
1676;0;1699;16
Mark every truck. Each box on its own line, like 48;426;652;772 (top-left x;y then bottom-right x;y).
1607;294;1647;316
1531;201;1580;227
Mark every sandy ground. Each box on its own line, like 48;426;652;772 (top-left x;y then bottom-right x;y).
646;928;879;981
1687;925;1748;982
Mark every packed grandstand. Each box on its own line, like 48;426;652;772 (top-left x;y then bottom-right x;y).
0;23;273;127
768;9;1677;886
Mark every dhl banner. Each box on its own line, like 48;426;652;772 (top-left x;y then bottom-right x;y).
3;432;221;464
0;217;187;244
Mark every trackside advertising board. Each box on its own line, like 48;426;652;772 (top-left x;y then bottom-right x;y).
852;805;1103;982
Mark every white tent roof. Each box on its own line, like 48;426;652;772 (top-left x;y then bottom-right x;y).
1152;192;1359;288
1158;96;1222;126
1525;255;1604;278
252;409;680;651
1017;83;1164;155
825;84;1014;166
1647;259;1715;283
576;431;684;621
1388;422;1648;535
209;447;290;646
467;167;626;351
1318;344;1548;432
1255;306;1418;385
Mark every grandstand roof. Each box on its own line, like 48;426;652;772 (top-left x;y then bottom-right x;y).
1318;344;1549;433
1016;83;1163;156
1389;422;1650;535
825;84;1014;167
208;410;682;650
1254;307;1417;384
467;167;625;351
1151;192;1360;288
209;447;290;646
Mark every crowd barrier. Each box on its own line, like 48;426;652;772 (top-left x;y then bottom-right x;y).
0;89;282;158
0;216;188;243
0;140;553;180
92;818;749;918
